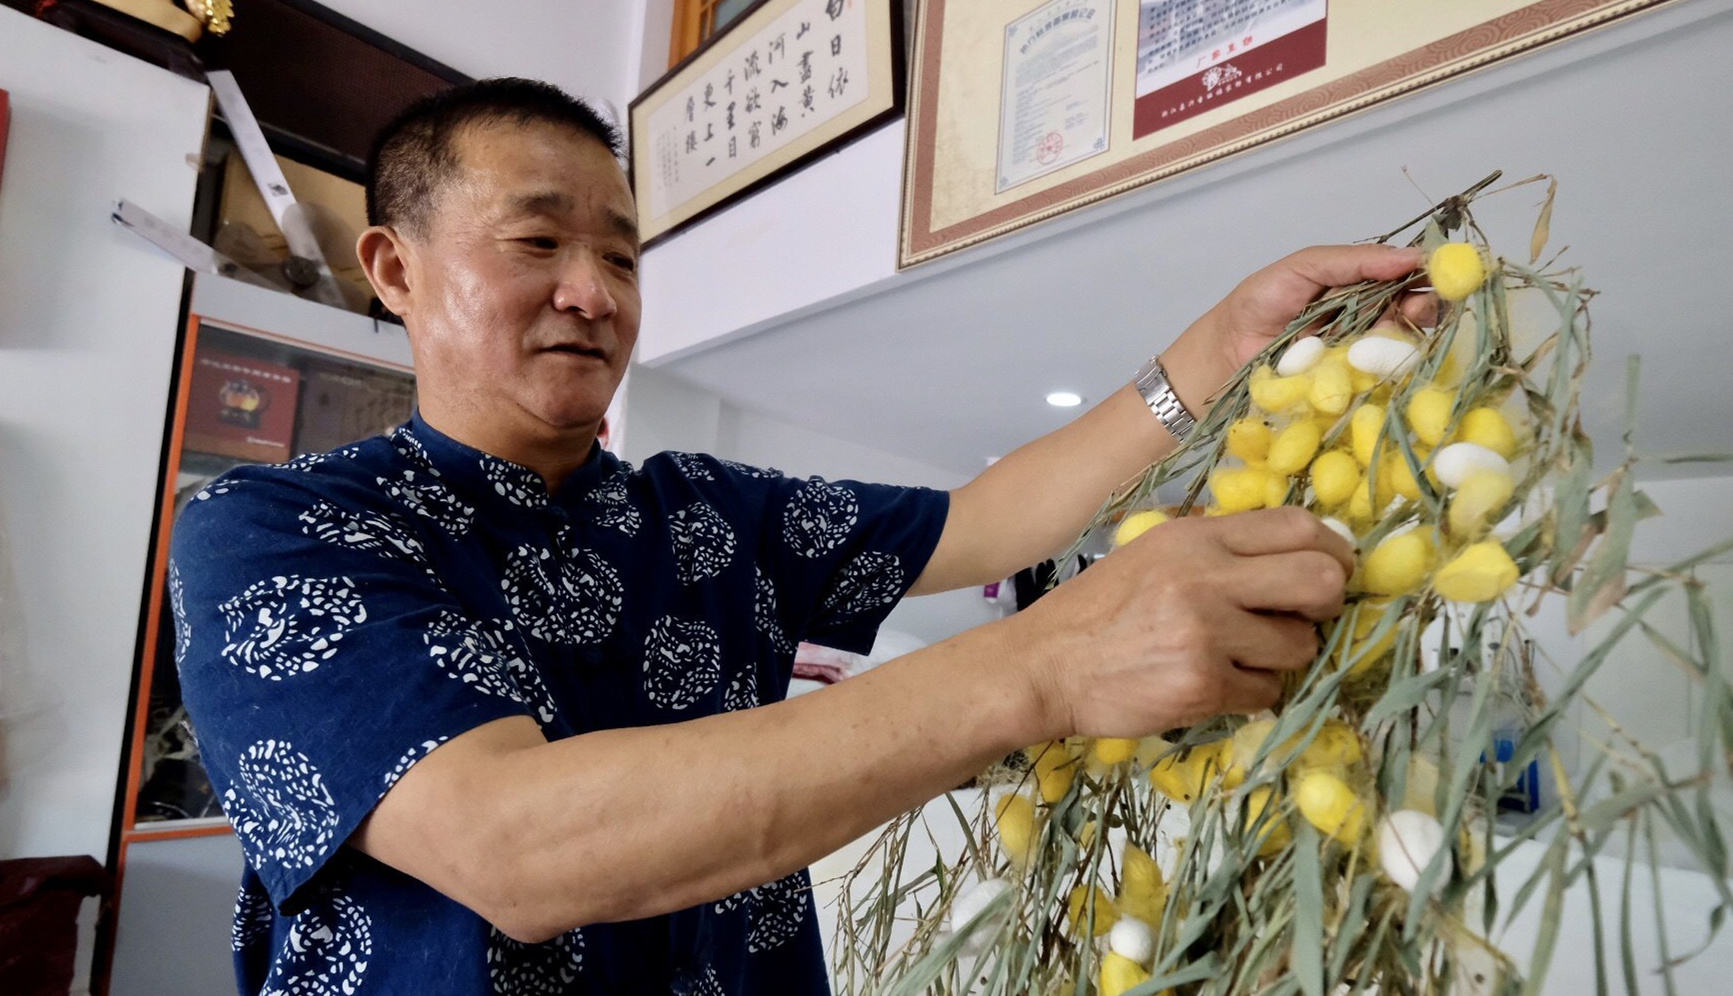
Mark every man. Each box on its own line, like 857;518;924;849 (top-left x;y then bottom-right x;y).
171;78;1429;995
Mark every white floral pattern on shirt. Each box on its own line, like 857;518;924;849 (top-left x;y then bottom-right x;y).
219;575;367;680
224;739;341;874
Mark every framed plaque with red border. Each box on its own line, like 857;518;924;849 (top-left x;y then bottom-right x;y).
900;0;1681;268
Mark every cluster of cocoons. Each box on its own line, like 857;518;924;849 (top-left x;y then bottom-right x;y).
988;739;1177;996
1167;243;1525;614
970;243;1506;985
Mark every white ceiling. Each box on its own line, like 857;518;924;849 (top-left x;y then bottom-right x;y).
661;3;1733;481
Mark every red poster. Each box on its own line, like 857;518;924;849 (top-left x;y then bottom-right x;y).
1133;0;1328;140
183;351;301;463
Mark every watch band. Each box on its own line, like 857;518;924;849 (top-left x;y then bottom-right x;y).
1133;355;1197;443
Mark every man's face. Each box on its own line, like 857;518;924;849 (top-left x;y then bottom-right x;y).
401;120;641;440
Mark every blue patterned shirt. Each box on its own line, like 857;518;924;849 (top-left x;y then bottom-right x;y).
169;412;949;995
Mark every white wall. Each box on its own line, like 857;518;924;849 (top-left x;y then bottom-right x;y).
714;396;1002;646
0;10;209;861
622;365;1001;646
1530;476;1733;760
637;121;906;362
1627;477;1733;567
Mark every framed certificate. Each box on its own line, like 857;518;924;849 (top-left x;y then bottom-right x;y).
630;0;906;247
996;0;1116;193
900;0;1683;268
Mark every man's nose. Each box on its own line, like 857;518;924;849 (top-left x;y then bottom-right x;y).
551;251;617;320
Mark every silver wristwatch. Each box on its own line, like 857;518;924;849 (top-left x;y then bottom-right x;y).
1133;355;1197;443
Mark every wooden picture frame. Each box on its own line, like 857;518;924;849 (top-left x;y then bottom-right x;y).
630;0;905;248
899;0;1683;268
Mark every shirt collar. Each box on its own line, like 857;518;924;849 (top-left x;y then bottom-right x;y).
397;411;617;512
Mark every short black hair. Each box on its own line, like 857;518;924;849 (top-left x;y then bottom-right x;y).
365;77;623;236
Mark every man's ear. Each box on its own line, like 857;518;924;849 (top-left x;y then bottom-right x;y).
357;225;415;319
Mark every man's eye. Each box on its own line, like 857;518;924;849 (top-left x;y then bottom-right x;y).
519;237;559;250
607;254;638;273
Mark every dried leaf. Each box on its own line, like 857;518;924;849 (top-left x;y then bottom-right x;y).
1530;177;1557;264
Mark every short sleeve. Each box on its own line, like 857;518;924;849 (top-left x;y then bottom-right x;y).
169;469;534;913
689;457;949;655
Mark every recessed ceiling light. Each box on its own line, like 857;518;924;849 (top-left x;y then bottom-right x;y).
1046;391;1084;408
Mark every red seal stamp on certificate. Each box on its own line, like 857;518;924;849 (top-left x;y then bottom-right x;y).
1036;131;1064;165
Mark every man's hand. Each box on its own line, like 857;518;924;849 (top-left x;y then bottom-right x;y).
912;245;1431;597
1011;507;1354;739
1160;244;1432;415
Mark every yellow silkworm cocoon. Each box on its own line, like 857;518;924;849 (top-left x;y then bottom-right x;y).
1030;741;1075;804
1092;737;1140;767
1077;819;1098;851
1118;843;1165;923
1149;746;1223;803
1296;720;1365;771
1132;736;1173;770
1114;509;1168;548
1428;242;1487;302
1204;738;1244;788
1249;365;1313;413
1405;388;1454;447
1347;479;1374;523
1100;952;1153;996
1344;478;1372;526
1404;756;1441;818
1226;418;1272;463
1310;450;1360;508
1230;719;1302;778
995;793;1039;866
1348;463;1397;523
1458;407;1518;459
1433;541;1520;603
1351;404;1386;467
1211;465;1272;513
1294;769;1368;844
1066;884;1119;937
1267;421;1323;476
1333;604;1397;675
1243;785;1292;858
1361;530;1435;596
1308;360;1354;416
1388;449;1429;501
1264;473;1291;509
1447;469;1515;537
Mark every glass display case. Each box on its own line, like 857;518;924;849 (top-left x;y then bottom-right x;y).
117;297;416;842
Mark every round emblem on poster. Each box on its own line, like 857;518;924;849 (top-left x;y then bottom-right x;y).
1037;131;1064;165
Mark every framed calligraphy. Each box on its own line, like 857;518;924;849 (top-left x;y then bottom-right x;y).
900;0;1684;268
630;0;905;247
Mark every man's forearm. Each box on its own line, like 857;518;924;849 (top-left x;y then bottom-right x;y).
913;333;1236;594
472;614;1057;941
